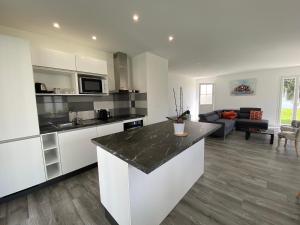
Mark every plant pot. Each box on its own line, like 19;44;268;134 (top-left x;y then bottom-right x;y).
174;122;185;135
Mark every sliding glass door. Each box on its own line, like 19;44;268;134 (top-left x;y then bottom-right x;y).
280;77;299;124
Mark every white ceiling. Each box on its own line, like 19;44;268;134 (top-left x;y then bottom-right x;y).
1;0;300;77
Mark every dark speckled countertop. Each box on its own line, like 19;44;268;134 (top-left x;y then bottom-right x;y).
92;121;220;174
39;115;145;134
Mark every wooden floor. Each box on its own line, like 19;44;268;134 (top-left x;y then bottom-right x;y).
1;131;300;225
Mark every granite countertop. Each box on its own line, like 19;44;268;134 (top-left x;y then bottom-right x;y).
92;121;220;174
39;115;145;134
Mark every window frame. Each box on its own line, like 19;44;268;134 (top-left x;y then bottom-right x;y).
199;83;214;106
279;76;299;125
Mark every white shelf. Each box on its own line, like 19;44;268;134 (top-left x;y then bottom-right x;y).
43;145;57;152
46;163;61;180
44;149;59;166
41;133;57;150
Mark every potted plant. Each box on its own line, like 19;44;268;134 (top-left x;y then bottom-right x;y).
170;87;187;135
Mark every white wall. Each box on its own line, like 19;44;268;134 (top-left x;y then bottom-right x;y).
197;66;300;126
168;74;198;120
0;25;115;90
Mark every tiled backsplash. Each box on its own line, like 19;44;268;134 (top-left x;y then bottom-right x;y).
36;93;147;126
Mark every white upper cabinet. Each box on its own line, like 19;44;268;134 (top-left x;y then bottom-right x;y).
76;55;108;75
31;47;76;71
0;35;39;141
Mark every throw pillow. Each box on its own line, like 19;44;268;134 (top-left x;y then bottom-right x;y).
223;111;237;120
250;110;263;120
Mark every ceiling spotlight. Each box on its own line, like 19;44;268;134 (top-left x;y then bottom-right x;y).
168;35;174;42
53;22;60;29
92;35;97;40
133;14;139;22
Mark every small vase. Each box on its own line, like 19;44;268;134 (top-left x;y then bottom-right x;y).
174;122;185;135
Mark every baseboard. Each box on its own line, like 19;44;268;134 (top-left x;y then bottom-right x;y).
0;163;97;204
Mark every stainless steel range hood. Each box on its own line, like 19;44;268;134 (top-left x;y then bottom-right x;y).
113;52;130;91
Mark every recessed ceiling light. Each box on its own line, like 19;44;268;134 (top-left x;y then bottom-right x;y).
53;22;60;29
168;35;174;42
92;35;97;40
133;14;139;22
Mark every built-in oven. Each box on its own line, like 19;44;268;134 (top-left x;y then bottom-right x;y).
123;119;143;131
78;74;108;94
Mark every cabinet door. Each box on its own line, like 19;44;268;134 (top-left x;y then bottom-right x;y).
0;137;46;197
31;47;76;71
58;127;98;174
96;123;123;137
0;35;39;141
76;55;108;75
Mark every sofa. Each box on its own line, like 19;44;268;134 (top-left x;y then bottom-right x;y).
199;107;269;138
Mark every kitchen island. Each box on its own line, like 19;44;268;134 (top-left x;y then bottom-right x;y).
92;120;220;225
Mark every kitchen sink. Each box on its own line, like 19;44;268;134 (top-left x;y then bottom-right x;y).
78;119;99;126
54;122;75;129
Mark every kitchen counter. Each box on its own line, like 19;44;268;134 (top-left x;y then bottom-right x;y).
92;120;220;225
39;115;145;134
92;120;220;174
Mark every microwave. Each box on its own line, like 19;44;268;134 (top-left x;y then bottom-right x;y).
78;74;108;94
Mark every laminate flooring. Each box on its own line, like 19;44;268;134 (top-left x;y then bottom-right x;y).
1;131;299;225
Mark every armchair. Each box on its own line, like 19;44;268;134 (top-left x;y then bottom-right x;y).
277;120;300;157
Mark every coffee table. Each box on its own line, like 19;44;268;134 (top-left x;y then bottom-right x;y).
245;128;274;144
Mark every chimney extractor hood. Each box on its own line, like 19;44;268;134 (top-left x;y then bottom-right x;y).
113;52;130;92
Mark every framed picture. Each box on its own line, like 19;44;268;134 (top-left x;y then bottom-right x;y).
230;78;256;96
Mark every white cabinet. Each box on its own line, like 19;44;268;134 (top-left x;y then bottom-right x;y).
0;137;46;198
0;35;39;142
132;52;168;125
96;122;123;137
31;47;76;71
58;127;98;174
76;55;108;75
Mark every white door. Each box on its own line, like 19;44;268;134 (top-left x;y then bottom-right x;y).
31;47;76;71
0;35;39;142
199;83;214;114
76;55;108;75
96;123;123;137
0;137;46;197
58;127;98;174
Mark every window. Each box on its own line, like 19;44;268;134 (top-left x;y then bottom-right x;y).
200;84;213;105
280;77;300;125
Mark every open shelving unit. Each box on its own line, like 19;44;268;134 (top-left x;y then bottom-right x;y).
40;132;62;180
33;66;109;96
33;66;78;95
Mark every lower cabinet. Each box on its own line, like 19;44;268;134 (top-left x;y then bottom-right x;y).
58;127;98;174
0;137;46;198
96;122;123;136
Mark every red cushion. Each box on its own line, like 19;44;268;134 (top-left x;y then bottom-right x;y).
222;111;237;120
227;115;237;120
250;110;263;120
